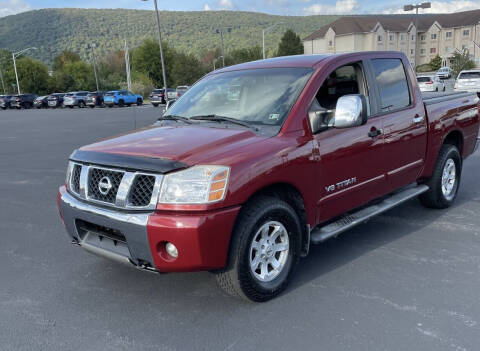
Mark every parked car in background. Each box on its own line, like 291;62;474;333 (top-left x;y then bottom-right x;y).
34;96;49;109
454;70;480;96
150;89;165;106
104;90;143;107
47;93;66;108
417;75;446;92
176;85;189;98
63;91;89;108
10;94;37;109
0;95;13;110
166;88;176;100
86;91;105;108
436;67;452;79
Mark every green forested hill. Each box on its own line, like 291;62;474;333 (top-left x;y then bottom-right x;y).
0;8;337;65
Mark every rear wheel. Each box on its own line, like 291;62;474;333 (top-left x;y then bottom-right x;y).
215;196;301;302
78;101;85;108
118;100;124;107
419;144;462;209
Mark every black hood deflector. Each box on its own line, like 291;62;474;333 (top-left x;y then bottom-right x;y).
70;150;188;174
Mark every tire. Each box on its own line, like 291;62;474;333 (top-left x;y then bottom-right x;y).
419;144;462;209
152;104;159;108
118;100;124;107
137;99;143;106
108;105;113;108
89;105;95;108
78;101;85;108
435;87;438;92
215;196;301;302
68;106;73;109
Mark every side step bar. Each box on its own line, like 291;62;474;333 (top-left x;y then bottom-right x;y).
310;185;429;244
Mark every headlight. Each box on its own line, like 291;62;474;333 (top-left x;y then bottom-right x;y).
158;165;230;204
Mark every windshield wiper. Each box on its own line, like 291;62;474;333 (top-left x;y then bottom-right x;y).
189;114;258;131
157;115;193;124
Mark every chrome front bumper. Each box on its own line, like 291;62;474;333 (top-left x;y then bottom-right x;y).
59;187;157;271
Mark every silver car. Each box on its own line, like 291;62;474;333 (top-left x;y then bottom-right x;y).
454;70;480;95
436;67;452;79
417;75;446;92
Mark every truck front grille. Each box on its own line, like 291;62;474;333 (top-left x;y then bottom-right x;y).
68;163;162;210
129;175;156;207
88;168;124;203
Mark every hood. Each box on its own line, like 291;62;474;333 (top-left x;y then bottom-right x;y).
79;124;266;167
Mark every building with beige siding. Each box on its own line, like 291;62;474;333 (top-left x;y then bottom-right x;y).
303;10;480;68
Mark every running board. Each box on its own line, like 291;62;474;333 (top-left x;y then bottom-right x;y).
310;185;429;244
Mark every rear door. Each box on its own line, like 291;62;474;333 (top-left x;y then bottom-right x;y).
311;60;389;222
367;58;427;190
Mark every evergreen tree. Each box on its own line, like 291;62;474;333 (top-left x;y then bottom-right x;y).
276;30;303;57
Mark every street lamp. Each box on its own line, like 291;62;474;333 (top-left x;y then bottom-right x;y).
12;47;37;95
215;27;232;67
142;0;169;103
0;65;5;94
262;23;283;59
404;2;431;68
87;43;100;91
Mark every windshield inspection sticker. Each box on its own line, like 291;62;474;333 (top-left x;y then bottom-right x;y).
269;113;280;121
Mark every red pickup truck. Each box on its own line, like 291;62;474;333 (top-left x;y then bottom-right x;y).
57;52;480;302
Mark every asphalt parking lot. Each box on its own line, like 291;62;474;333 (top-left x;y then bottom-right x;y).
1;106;480;351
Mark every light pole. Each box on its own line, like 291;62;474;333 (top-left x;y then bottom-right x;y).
142;0;169;103
12;47;37;95
262;23;282;59
215;28;232;67
88;43;100;91
404;2;431;69
0;64;5;94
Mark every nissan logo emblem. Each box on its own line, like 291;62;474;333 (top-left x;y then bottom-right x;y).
98;176;113;195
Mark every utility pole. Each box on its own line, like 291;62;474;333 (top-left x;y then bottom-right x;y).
404;2;431;69
89;43;100;91
262;23;283;59
0;64;5;94
124;40;132;91
216;28;231;67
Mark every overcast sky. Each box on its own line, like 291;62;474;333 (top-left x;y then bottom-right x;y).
1;0;480;18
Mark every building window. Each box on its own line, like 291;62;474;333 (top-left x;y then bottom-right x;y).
463;29;470;36
431;33;437;40
445;31;452;38
411;35;415;41
328;40;333;47
389;34;394;41
378;35;382;42
410;49;414;55
430;47;436;54
421;34;426;41
445;46;450;53
420;48;426;55
400;34;406;41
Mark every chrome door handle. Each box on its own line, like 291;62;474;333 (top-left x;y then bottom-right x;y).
412;115;424;124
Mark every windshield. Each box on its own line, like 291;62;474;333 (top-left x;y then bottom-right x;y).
459;72;480;79
417;77;432;83
166;67;313;127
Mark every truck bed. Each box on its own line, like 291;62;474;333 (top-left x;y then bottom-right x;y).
422;91;477;105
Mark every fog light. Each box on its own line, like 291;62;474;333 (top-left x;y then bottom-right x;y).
165;242;178;258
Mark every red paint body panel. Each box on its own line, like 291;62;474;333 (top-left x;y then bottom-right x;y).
147;206;240;272
64;52;480;273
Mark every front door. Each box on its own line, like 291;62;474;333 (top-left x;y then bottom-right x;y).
310;61;389;223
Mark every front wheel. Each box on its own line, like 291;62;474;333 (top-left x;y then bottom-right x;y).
419;144;462;209
215;196;301;302
118;100;124;107
137;99;143;106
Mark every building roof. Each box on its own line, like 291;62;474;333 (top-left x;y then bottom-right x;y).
304;9;480;41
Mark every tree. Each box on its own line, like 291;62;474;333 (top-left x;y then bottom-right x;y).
276;29;304;57
226;46;262;65
52;51;81;71
131;39;175;88
429;55;442;71
451;50;476;77
2;56;49;94
171;52;206;86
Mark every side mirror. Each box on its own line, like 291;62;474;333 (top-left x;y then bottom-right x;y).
308;109;330;134
332;94;368;128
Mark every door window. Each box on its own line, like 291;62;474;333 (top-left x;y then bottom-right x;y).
309;62;369;132
371;59;411;113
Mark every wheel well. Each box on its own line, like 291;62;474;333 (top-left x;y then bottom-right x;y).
245;183;310;256
443;130;463;155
